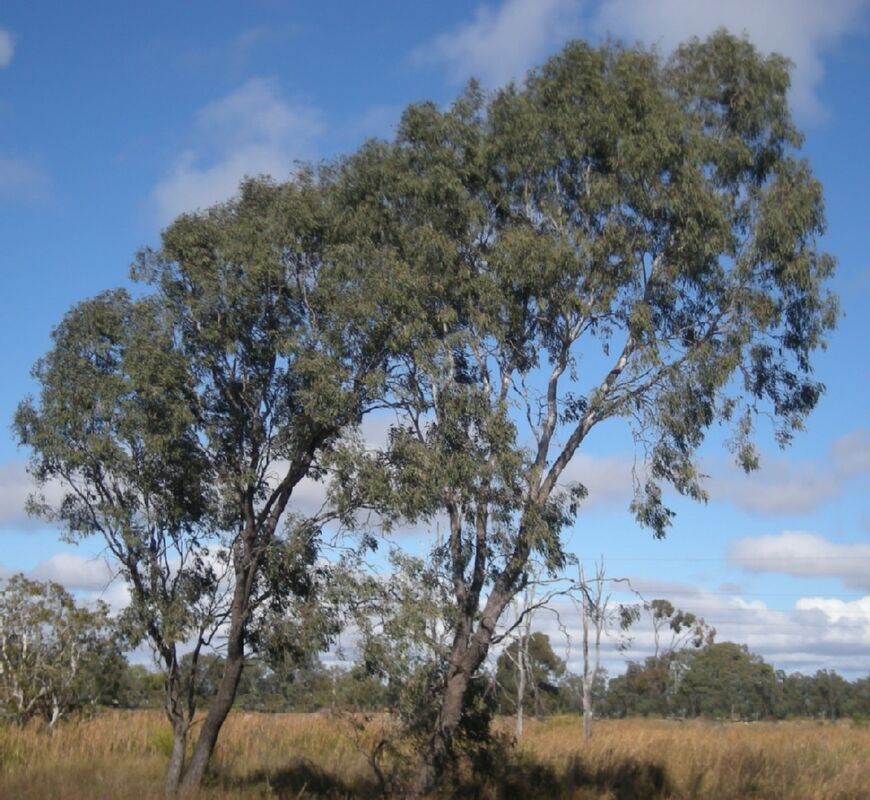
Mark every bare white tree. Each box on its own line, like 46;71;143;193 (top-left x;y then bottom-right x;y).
572;559;640;741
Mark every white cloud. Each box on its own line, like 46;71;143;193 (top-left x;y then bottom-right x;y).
412;0;582;87
152;78;324;223
831;428;870;478
511;581;870;678
593;0;867;120
0;28;14;68
797;594;870;622
703;426;868;515
560;453;635;510
709;457;840;515
729;530;870;590
0;157;53;205
416;0;865;118
0;462;66;530
29;552;116;591
0;463;34;528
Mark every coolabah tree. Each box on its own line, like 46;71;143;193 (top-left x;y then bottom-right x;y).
333;31;837;796
16;173;395;795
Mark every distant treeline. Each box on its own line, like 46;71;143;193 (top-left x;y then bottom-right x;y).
114;639;870;723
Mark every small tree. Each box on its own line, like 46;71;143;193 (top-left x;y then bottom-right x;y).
16;173;394;795
573;561;640;740
0;575;123;727
495;631;565;734
646;598;715;659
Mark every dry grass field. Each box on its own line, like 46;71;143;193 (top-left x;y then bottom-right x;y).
1;711;868;799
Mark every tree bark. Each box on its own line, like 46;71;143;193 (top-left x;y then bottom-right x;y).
407;666;472;799
581;573;592;741
406;590;510;798
515;648;526;740
164;721;188;799
177;594;247;795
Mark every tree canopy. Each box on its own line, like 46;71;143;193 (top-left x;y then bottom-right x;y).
15;30;837;799
330;30;836;795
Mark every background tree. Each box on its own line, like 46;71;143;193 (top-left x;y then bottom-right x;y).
495;632;565;728
0;575;124;727
334;30;836;796
573;560;639;740
675;642;777;719
646;599;715;659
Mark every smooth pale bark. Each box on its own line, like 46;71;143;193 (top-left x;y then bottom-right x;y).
515;650;526;740
164;723;188;798
581;578;592;742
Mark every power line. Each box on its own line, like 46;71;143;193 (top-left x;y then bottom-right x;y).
529;582;868;600
576;555;870;562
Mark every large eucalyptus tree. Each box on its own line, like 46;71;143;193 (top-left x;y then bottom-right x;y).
334;32;837;796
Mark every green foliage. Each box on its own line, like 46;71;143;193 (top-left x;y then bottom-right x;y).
328;33;836;790
15;169;399;791
496;632;566;716
676;643;777;719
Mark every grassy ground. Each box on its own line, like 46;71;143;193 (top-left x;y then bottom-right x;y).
1;710;868;799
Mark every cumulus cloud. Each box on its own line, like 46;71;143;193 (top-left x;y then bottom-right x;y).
705;426;869;515
594;0;867;120
152;78;324;223
830;428;870;478
728;530;870;590
29;552;116;591
0;157;53;206
709;458;840;515
412;0;582;86
0;462;66;530
526;576;870;678
0;28;14;67
415;0;866;118
560;452;636;510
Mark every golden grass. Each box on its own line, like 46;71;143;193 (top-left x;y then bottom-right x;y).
1;711;868;799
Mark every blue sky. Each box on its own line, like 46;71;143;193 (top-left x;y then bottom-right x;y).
1;0;869;677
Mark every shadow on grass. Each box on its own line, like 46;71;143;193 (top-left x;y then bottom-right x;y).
457;753;671;800
218;752;670;799
215;757;380;799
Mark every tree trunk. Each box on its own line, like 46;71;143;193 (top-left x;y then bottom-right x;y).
407;666;472;799
178;638;244;794
406;590;508;798
515;647;526;740
581;572;592;741
164;722;188;799
178;578;248;795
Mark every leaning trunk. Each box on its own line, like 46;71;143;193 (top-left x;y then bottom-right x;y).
178;650;244;793
406;589;510;798
178;581;248;794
